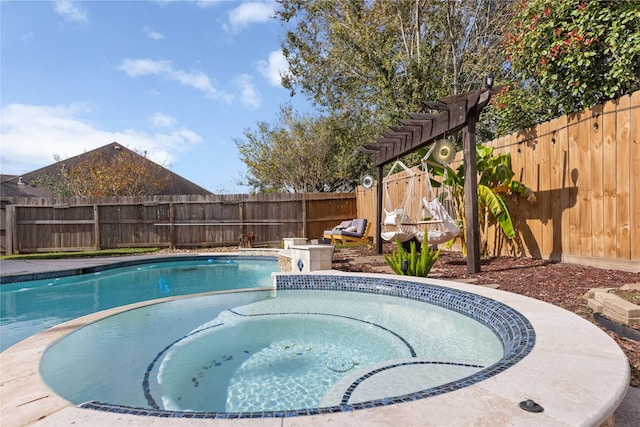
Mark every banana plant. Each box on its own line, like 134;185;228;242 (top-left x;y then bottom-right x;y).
420;144;536;256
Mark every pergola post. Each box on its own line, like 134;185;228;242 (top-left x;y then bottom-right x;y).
375;165;383;253
463;113;481;273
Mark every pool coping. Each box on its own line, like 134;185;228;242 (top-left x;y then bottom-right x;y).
0;260;631;426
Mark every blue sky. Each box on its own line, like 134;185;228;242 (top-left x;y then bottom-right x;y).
1;0;312;193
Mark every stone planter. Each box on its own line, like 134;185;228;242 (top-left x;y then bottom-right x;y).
584;283;640;327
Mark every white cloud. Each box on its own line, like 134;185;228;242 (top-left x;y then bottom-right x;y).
0;103;201;175
257;50;289;87
171;69;218;96
150;112;176;128
119;58;172;77
193;0;223;7
144;26;164;40
53;0;89;23
234;74;261;109
118;58;233;102
224;2;274;33
154;0;222;7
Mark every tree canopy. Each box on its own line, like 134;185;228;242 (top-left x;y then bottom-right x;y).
278;0;512;118
236;0;514;193
31;149;170;197
235;106;371;192
493;0;640;133
237;0;639;192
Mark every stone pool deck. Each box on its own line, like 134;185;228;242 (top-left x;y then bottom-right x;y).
1;255;638;426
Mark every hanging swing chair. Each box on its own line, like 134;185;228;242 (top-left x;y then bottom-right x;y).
415;141;461;245
380;160;419;243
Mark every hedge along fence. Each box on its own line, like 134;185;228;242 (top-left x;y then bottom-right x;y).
1;193;356;255
357;90;640;272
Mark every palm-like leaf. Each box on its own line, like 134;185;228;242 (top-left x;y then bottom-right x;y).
477;185;515;238
420;143;533;254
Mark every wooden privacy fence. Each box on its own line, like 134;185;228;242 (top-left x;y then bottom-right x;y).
1;193;356;255
486;91;639;271
357;91;640;272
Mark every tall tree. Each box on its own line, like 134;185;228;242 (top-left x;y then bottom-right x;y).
493;0;640;134
239;0;514;192
63;150;170;196
235;106;371;192
28;164;75;197
33;149;171;197
277;0;513;121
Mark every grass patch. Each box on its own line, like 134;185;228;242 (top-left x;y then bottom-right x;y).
613;289;640;305
1;247;160;260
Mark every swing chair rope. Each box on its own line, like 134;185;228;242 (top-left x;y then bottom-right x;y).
383;160;415;213
420;144;437;202
380;159;420;243
421;143;454;204
415;142;461;245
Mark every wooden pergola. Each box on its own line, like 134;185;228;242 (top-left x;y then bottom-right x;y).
360;85;496;273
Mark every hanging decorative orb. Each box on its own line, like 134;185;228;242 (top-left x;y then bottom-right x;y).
433;140;457;164
361;175;374;189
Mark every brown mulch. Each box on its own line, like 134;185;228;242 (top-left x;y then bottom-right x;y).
331;244;640;388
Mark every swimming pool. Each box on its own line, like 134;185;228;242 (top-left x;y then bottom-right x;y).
1;263;630;426
39;274;533;419
0;256;277;351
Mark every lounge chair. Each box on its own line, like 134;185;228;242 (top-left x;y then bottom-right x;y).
323;218;371;246
323;220;353;244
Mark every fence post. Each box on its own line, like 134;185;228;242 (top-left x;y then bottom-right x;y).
301;194;307;238
239;202;244;243
93;205;101;250
5;205;15;255
169;203;175;249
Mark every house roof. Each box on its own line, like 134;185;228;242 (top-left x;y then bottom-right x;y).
1;142;212;198
0;175;58;198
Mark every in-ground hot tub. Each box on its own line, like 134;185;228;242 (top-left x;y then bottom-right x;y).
40;274;533;418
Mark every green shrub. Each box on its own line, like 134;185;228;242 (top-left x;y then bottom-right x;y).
384;233;440;277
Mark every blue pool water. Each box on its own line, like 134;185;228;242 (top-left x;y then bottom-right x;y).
0;257;277;351
40;289;505;413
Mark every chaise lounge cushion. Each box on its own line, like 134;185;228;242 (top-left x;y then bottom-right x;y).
338;218;367;237
323;220;352;237
333;220;353;230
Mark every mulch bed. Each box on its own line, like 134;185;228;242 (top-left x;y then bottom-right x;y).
331;244;640;387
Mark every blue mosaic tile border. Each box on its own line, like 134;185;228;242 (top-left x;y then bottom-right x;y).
79;274;536;419
0;255;277;284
